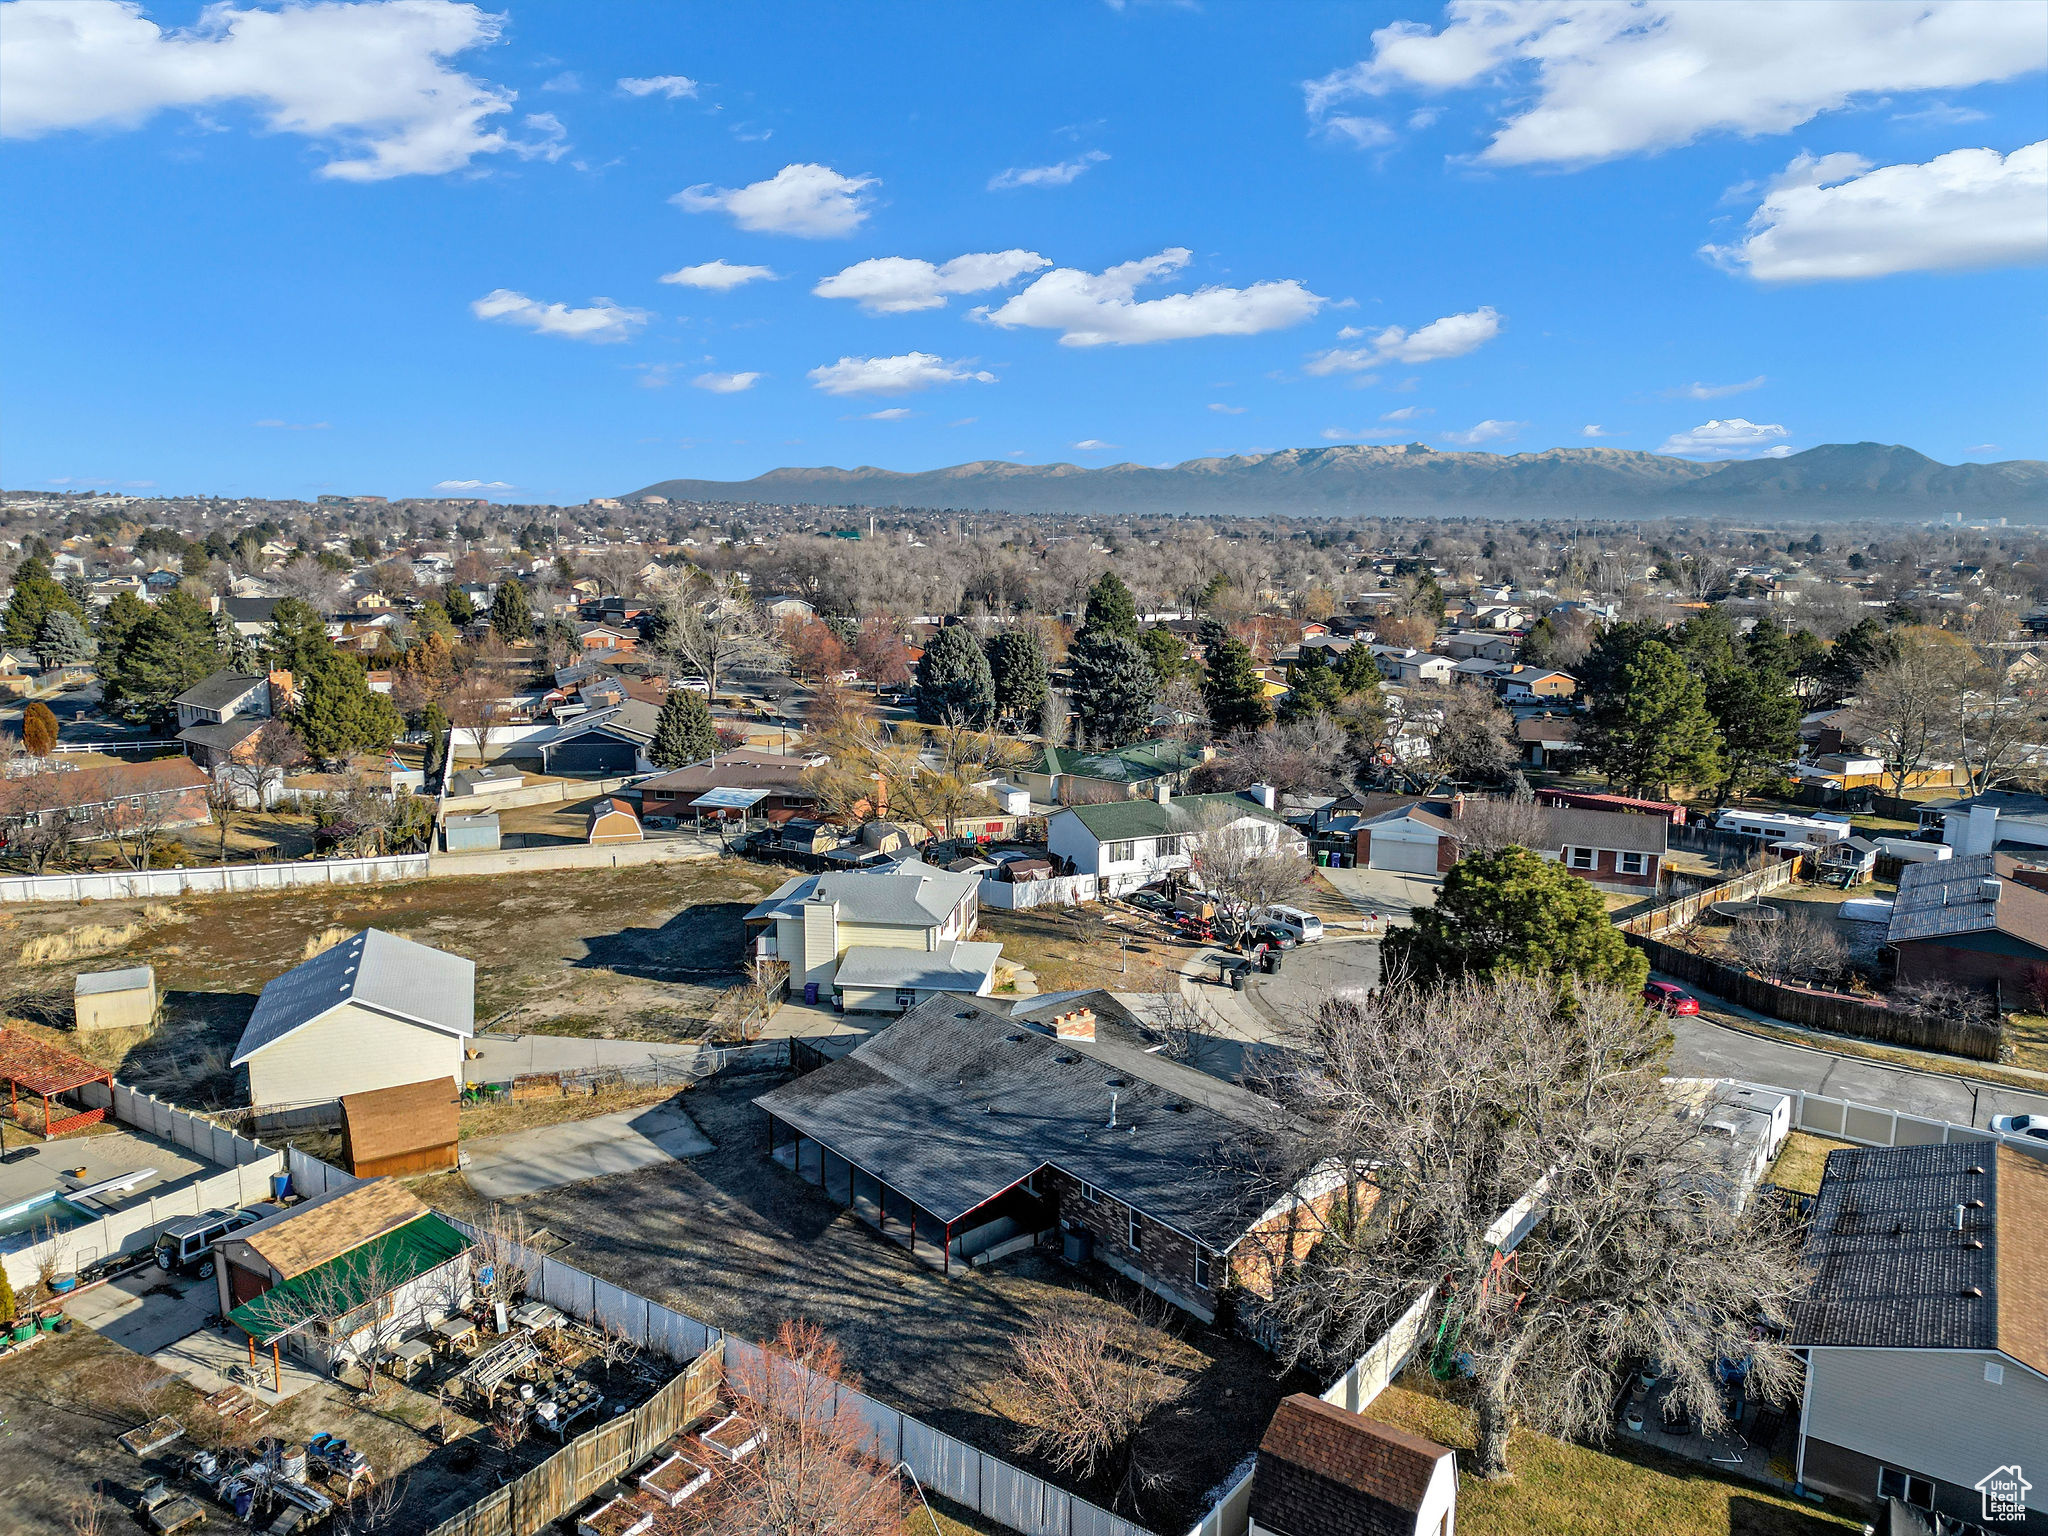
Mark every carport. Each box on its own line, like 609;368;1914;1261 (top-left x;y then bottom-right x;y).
0;1029;113;1138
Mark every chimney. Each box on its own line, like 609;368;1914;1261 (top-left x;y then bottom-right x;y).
1248;782;1278;811
1965;803;1999;856
266;669;295;714
1154;781;1172;806
1052;1008;1096;1041
1450;791;1467;820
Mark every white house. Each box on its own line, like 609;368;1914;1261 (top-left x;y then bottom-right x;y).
1047;785;1299;896
232;930;475;1109
1370;646;1456;687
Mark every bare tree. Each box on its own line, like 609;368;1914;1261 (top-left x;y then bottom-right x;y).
1259;973;1808;1480
1421;681;1517;790
802;718;1025;840
470;1204;538;1319
1186;809;1312;940
1725;907;1850;989
1950;645;2048;795
585;1317;642;1383
650;570;785;702
0;768;83;873
718;1319;914;1536
1451;795;1556;855
1891;977;2003;1054
441;659;509;767
1007;1294;1188;1514
1850;640;1967;800
1191;718;1350;802
334;1474;409;1534
65;1490;112;1536
252;1242;438;1401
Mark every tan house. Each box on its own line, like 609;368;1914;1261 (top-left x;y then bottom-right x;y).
232;930;475;1109
743;859;981;998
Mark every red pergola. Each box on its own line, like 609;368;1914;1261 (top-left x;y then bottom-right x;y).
0;1029;113;1139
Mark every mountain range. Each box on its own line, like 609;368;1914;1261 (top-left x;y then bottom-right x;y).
628;442;2048;520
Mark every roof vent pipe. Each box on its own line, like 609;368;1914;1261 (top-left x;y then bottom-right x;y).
1109;1092;1118;1129
1955;1203;1967;1232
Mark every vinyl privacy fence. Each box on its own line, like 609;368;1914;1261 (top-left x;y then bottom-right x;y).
0;852;430;904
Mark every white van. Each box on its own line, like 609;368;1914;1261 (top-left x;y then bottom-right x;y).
1264;906;1324;944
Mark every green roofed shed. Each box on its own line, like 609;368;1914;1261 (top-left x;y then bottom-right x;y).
226;1211;472;1344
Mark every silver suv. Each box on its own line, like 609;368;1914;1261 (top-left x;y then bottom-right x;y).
152;1204;275;1278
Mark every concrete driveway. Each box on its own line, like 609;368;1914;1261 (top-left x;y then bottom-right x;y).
65;1268;214;1356
461;1100;714;1199
1318;865;1440;924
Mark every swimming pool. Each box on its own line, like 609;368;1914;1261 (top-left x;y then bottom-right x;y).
0;1191;98;1251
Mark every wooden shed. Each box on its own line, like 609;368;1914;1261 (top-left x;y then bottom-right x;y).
74;965;158;1033
338;1078;460;1178
586;797;643;845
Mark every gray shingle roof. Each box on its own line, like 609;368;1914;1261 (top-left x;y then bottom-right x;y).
832;941;1002;993
1792;1143;2007;1357
751;996;1292;1248
744;860;978;928
1542;806;1669;856
232;929;475;1066
1886;852;2048;952
177;717;266;752
172;671;268;712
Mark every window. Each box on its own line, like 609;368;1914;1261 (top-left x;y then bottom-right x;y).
1105;840;1136;864
894;988;917;1009
1081;1181;1106;1204
1022;1171;1039;1197
1984;1361;2004;1385
1619;851;1647;875
1192;1250;1213;1290
1877;1468;1934;1509
1568;846;1596;870
1127;1212;1143;1253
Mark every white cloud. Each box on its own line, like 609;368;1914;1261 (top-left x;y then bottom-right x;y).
1304;0;2047;167
673;162;874;237
433;479;514;491
977;248;1325;347
988;150;1107;189
1968;442;1997;453
659;260;779;290
1321;426;1408;440
806;352;996;397
541;71;580;93
1658;417;1792;458
1581;424;1608;436
1306;306;1501;374
514;111;567;163
813;250;1049;314
254;418;330;430
692;371;760;393
1072;439;1116;450
1892;100;1986;126
1705;141;2047;281
0;0;562;181
1318;114;1395;149
617;74;697;99
1381;405;1431;421
1209;403;1247;414
853;407;912;421
1441;419;1525;445
470;289;648;343
1669;375;1767;399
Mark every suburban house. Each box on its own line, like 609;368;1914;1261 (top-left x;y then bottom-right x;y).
744;859;985;1006
1791;1143;2046;1530
1371;647;1456;687
1249;1394;1458;1536
637;750;833;827
1516;715;1578;769
1488;665;1577;703
1016;741;1212;807
1437;630;1519;663
214;595;283;638
574;621;639;652
1351;797;1667;890
532;698;660;775
338;1078;460;1178
753;996;1354;1320
1887;852;2048;995
232;929;476;1109
0;758;210;838
1047;785;1299;896
217;1180;475;1372
586;796;643;845
173;669;292;770
1924;791;2048;856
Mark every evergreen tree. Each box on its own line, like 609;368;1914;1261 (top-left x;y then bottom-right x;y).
986;628;1049;724
1821;616;1901;704
1335;642;1386;698
915;624;996;726
1202;634;1273;735
98;589;222;724
291;650;402;760
62;572;95;610
1584;640;1724;798
651;688;717;769
443;586;477;626
21;701;57;758
35;609;94;666
4;557;83;649
1674;606;1738;672
1741;612;1793;677
415;602;457;646
1705;660;1800;800
1278;645;1342;721
94;591;151;665
265;597;334;679
1195;614;1230;655
422;702;451;779
1577;619;1662;704
490;577;533;643
211;611;257;672
1386;846;1648;993
1066;628;1158;748
1082;571;1139;639
1136;625;1193;685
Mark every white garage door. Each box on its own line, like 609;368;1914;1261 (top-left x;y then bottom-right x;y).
1371;835;1439;875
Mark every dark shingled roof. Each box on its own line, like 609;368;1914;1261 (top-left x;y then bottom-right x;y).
1792;1142;2028;1363
172;670;269;712
1887;852;2048;953
1250;1394;1452;1536
752;996;1292;1248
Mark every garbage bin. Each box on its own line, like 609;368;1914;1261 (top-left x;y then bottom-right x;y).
804;981;819;1005
1230;967;1246;992
1267;949;1284;974
1316;850;1329;867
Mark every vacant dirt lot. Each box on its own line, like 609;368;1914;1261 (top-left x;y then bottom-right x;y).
0;859;785;1108
421;1072;1312;1533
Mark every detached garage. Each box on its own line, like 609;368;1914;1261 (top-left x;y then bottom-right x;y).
1358;804;1453;874
537;699;658;776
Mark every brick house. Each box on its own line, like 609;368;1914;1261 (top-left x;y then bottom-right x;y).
637;750;833;827
752;996;1358;1324
1887;852;2048;996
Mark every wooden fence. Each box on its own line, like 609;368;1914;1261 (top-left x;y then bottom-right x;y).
1622;859;1798;937
424;1346;723;1536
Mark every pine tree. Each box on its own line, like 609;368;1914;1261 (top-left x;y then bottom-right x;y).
1386;847;1648;993
415;602;457;646
651;688;717;769
1203;634;1273;735
4;558;83;649
291;651;402;760
98;589;222;724
1278;645;1343;721
915;625;995;727
1137;626;1193;685
986;629;1049;724
1335;642;1384;696
1584;640;1724;798
422;702;451;779
1082;571;1139;639
34;609;93;666
490;578;532;643
1706;659;1800;800
443;586;477;626
266;597;334;679
1066;628;1158;748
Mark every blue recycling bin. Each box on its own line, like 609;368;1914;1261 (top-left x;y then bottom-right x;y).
804;981;819;1005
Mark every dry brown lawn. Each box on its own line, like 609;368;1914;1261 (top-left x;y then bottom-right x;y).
1765;1131;1857;1197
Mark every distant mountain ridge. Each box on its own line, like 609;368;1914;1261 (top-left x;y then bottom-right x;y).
628;442;2048;519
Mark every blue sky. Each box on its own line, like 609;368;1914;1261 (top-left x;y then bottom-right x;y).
3;0;2044;503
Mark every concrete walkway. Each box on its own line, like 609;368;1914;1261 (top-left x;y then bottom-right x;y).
460;1100;714;1199
464;1032;721;1083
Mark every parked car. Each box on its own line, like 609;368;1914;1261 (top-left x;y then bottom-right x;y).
1240;923;1298;951
1991;1113;2048;1143
153;1205;272;1278
1125;891;1173;916
1642;981;1700;1016
1262;905;1325;944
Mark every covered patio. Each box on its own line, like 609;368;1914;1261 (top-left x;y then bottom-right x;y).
760;1109;1051;1275
0;1029;113;1139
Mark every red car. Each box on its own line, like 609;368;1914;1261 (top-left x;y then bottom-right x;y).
1643;981;1700;1016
